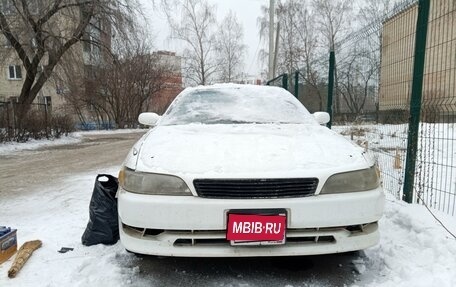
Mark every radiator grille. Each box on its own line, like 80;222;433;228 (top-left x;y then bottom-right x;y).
193;178;319;199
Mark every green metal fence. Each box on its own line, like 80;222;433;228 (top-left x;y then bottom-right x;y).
267;0;456;216
266;73;289;91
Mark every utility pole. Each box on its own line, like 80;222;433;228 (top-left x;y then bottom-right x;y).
272;22;280;78
268;0;275;80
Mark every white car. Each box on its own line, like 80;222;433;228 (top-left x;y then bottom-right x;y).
118;84;385;257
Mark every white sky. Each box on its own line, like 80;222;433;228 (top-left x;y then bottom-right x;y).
139;0;266;77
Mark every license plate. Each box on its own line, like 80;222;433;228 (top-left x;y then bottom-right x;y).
226;211;286;246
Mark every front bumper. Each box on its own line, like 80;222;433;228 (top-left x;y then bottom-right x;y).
118;187;384;257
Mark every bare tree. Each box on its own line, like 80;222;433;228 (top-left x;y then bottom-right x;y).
275;0;302;76
322;0;393;117
256;0;325;110
292;4;326;110
312;0;352;113
97;55;169;127
257;3;275;79
163;0;217;85
63;34;172;128
359;0;393;30
338;49;377;114
214;11;246;83
358;0;394;117
0;0;138;125
311;0;352;50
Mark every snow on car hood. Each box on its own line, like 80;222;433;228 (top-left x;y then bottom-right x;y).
134;124;369;178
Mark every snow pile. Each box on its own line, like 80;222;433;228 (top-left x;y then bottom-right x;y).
0;168;138;287
72;129;145;137
0;135;82;155
0;129;144;155
357;195;456;287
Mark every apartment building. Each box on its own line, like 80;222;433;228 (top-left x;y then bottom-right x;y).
0;0;110;124
148;51;183;114
1;2;183;129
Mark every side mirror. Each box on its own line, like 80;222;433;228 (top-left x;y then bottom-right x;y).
138;112;160;126
313;112;330;125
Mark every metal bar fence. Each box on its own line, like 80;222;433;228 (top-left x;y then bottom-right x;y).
265;0;456;216
403;0;431;203
266;73;288;88
0;100;52;142
326;51;335;129
414;0;456;215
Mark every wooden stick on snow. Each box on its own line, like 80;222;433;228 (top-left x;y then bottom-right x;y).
8;240;42;278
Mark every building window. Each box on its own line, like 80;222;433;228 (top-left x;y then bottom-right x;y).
8;65;22;80
38;96;52;112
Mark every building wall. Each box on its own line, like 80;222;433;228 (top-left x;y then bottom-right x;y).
0;45;65;110
149;51;183;114
1;7;180;125
0;49;24;100
379;0;456;116
0;4;110;119
379;4;418;111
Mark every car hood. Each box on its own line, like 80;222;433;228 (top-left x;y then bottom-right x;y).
134;124;370;178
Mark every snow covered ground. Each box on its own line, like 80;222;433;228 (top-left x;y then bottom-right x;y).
0;167;137;286
1;125;455;286
0;135;82;155
0;129;145;155
0;167;456;287
1;166;455;286
334;123;456;216
358;196;456;287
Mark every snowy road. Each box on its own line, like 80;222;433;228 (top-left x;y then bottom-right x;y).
0;132;145;197
1;132;455;286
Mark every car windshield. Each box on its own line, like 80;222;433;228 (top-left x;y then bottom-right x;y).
159;86;317;125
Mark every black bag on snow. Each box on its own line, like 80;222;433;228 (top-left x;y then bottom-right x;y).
81;174;119;246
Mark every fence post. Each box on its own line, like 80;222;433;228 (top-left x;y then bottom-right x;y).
402;0;430;203
294;71;299;98
326;50;335;129
282;73;289;91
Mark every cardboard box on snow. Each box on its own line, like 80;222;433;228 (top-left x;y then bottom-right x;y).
0;228;17;264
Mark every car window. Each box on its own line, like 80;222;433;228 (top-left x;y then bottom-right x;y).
160;86;317;125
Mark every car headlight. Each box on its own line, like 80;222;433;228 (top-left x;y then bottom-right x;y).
118;167;191;195
320;166;380;194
